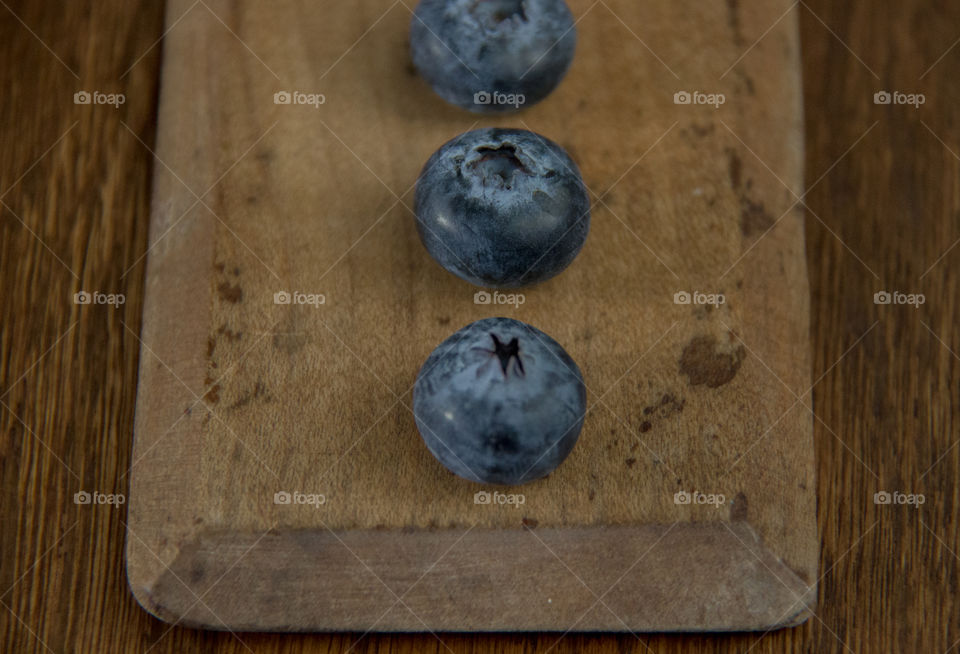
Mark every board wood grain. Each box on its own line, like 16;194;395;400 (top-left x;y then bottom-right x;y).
125;0;817;631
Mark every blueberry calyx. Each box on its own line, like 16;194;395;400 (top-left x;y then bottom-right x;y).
466;143;533;189
489;334;524;377
470;0;528;29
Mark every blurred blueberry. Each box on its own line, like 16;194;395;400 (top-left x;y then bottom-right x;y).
410;0;577;113
414;127;590;288
414;317;586;485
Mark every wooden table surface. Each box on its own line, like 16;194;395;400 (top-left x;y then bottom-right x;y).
1;1;956;652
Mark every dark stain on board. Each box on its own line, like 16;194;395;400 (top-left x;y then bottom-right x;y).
203;384;221;405
643;393;685;417
689;122;715;138
726;0;744;45
726;148;775;237
217;324;242;341
229;380;272;410
217;282;243;303
637;393;685;435
730;492;748;521
189;562;205;584
740;195;774;237
679;335;746;388
727;148;743;190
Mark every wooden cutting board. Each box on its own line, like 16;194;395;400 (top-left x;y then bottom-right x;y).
127;0;816;631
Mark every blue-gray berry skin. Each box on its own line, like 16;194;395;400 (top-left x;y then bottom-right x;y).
414;128;590;288
410;0;576;113
413;317;586;485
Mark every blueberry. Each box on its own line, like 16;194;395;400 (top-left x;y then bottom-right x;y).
414;127;590;288
410;0;577;113
413;317;586;485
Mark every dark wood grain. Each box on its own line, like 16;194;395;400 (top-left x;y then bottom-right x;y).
1;0;957;652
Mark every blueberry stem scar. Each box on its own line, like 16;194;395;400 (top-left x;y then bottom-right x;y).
477;0;527;24
489;334;524;376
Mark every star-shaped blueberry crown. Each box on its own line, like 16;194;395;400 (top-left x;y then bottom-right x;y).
489;333;524;377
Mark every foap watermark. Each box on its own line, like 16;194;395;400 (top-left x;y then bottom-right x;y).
274;290;325;306
273;90;325;108
874;490;924;508
874;290;924;308
474;290;525;308
74;290;125;308
874;90;924;108
474;90;525;110
674;489;726;508
474;490;525;508
674;90;725;108
674;290;725;306
74;490;125;508
274;490;326;508
74;90;125;108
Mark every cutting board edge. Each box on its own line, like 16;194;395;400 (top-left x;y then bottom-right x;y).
125;520;816;632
